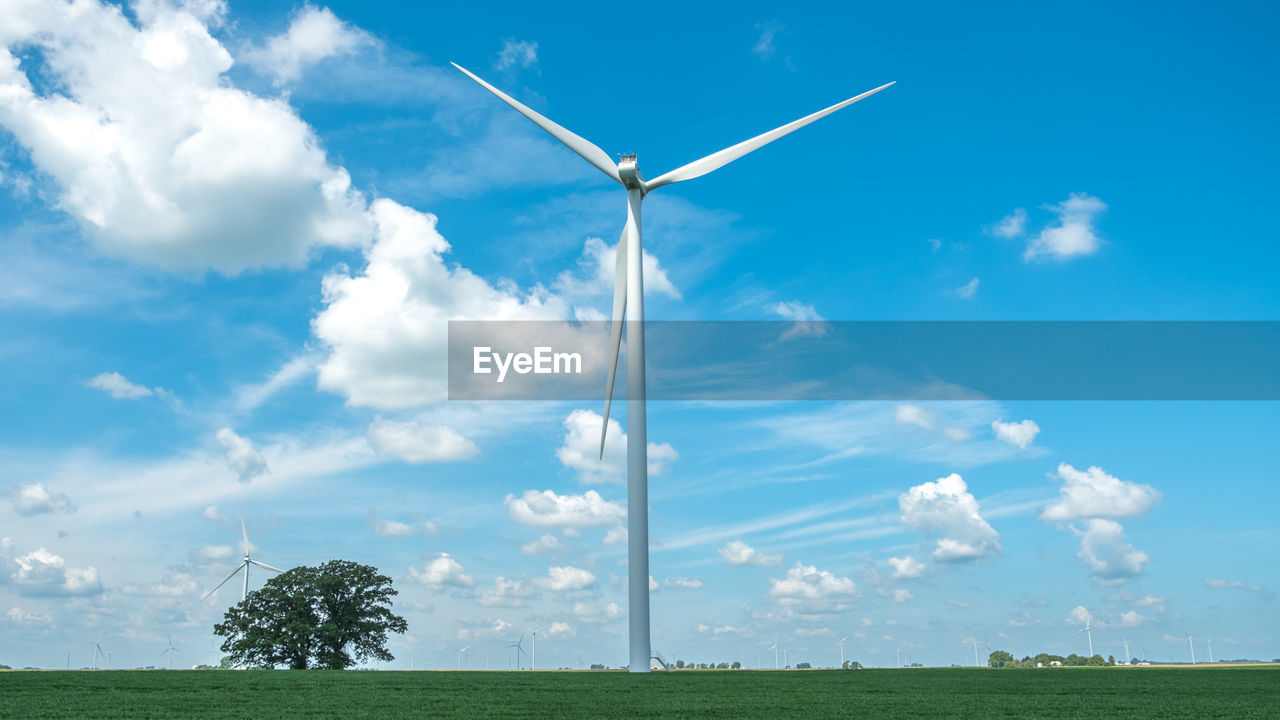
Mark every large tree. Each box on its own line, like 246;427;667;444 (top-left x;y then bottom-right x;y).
214;560;407;669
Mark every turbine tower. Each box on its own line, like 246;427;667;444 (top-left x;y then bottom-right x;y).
161;635;180;670
527;626;546;670
506;633;526;670
200;515;285;604
452;61;893;674
1075;619;1095;657
838;636;848;667
1122;636;1131;665
92;632;106;670
454;645;469;670
1207;637;1214;664
1187;635;1196;664
770;636;779;669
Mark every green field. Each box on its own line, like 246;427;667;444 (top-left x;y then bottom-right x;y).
1;667;1276;719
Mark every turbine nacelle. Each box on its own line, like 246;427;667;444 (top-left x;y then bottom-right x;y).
617;154;646;192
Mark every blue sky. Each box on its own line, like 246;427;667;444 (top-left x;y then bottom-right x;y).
0;0;1276;670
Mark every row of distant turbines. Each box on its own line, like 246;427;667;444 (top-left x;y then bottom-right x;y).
1073;617;1216;664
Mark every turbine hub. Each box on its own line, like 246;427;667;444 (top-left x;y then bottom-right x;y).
617;154;645;192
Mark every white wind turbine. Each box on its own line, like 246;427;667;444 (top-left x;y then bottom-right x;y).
1187;634;1196;664
965;638;988;667
838;636;848;667
454;645;470;670
1075;618;1095;657
769;637;779;669
506;633;527;670
200;515;285;604
452;61;893;675
1122;636;1131;665
527;625;546;671
1207;637;1214;664
92;632;106;670
161;635;180;670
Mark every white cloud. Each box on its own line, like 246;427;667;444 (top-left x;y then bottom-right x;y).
504;489;625;528
989;208;1027;238
992;419;1040;449
215;428;269;483
899;473;1001;562
888;555;925;580
604;602;622;619
752;21;784;59
6;544;101;597
602;526;627;545
1204;578;1266;593
197;545;233;561
119;572;199;598
477;577;534;607
233;356;314;413
768;300;828;340
718;540;783;567
0;1;371;273
1074;519;1149;584
545;621;576;637
521;534;562;555
552;236;681;302
1134;594;1166;610
768;562;857;610
312;199;569;409
664;577;704;590
895;404;934;430
555;409;678;484
953;278;980;300
533;566;596;592
1040;463;1161;522
243;5;371;84
367;418;478;464
1066;605;1093;626
4;606;53;626
368;511;439;537
494;39;538;71
1024;193;1107;261
202;505;227;522
890;588;914;603
1117;611;1145;627
87;371;159;399
11;483;75;516
408;552;473;588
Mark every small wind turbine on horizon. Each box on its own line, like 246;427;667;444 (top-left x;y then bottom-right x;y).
1207;637;1214;664
527;625;546;671
838;636;848;667
91;632;106;670
965;638;988;667
452;61;893;673
161;635;180;670
769;636;780;670
1187;634;1196;664
1122;635;1131;665
200;515;284;604
506;633;527;670
454;645;470;670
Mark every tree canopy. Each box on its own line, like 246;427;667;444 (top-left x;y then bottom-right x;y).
213;560;407;670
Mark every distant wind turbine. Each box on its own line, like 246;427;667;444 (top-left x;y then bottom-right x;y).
1074;619;1095;657
1207;637;1214;664
200;515;284;604
1187;635;1196;664
454;645;469;670
161;635;180;670
452;61;893;673
527;625;546;671
409;641;422;671
92;632;106;670
769;637;779;669
506;633;526;670
1122;636;1131;665
838;636;848;667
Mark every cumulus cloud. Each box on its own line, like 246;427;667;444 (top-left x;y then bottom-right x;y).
888;555;925;580
196;545;233;562
664;577;704;590
718;540;783;567
1074;519;1149;585
992;419;1040;449
521;534;562;555
202;505;228;522
1117;610;1145;627
408;553;473;588
895;404;934;430
504;489;625;528
553;236;680;302
533;566;596;592
768;562;857;610
602;526;627;545
242;5;371;84
890;588;914;603
87;371;159;399
899;473;1001;562
1040;463;1161;522
4;606;53;626
1204;578;1266;593
0;0;371;273
367;418;477;464
368;511;439;537
555;409;678;484
494;38;539;71
1066;605;1093;626
216;428;269;483
477;577;534;607
4;543;101;597
11;483;75;516
989;208;1027;238
1024;193;1107;261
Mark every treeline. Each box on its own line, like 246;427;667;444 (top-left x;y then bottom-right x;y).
988;651;1119;667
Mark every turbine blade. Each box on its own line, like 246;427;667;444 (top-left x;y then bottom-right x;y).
599;225;628;459
451;63;622;185
249;559;285;574
645;81;895;191
240;514;250;555
200;562;245;603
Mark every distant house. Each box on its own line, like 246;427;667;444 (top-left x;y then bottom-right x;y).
1049;661;1063;667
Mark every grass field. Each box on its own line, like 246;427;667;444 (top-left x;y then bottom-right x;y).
1;666;1277;719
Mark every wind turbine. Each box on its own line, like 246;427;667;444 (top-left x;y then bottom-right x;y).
838;636;848;667
452;62;893;673
92;632;106;670
1207;637;1214;664
506;633;526;670
965;638;987;667
1074;619;1095;657
161;635;180;670
454;645;470;670
1187;635;1196;664
409;640;422;671
200;515;284;604
769;637;779;669
527;625;546;671
1122;636;1131;665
